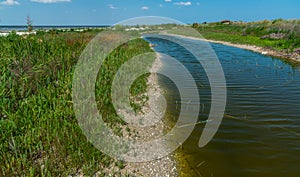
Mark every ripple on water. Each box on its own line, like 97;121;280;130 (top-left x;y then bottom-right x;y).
144;35;300;177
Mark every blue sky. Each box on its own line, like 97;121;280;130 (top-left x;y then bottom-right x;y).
0;0;300;25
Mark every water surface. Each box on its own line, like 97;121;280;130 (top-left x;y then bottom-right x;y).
145;35;300;177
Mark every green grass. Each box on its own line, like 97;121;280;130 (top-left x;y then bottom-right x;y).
193;19;300;51
200;31;279;48
0;30;154;176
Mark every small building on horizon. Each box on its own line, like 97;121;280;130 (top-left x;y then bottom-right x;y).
221;20;231;25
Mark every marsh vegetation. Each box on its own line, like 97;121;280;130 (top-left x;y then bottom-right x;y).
0;30;152;176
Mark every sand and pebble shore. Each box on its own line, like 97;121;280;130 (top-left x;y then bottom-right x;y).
118;53;178;177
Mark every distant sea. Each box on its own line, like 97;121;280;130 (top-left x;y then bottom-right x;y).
0;25;110;32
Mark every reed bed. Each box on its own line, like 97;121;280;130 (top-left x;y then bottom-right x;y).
0;30;153;176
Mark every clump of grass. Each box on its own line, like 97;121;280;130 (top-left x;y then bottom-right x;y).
95;38;154;124
0;30;153;176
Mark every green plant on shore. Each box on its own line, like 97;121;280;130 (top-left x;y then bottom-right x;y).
0;30;153;176
191;19;300;51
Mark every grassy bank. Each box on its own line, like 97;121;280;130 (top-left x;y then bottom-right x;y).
0;30;153;176
194;19;300;51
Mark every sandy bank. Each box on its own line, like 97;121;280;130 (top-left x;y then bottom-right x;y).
165;33;300;63
118;53;178;177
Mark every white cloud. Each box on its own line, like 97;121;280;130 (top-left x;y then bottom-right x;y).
141;6;149;10
159;4;163;8
165;0;172;2
174;1;192;6
30;0;71;3
108;4;118;9
0;0;20;5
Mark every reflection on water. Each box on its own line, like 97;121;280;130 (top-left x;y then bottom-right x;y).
145;35;300;177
